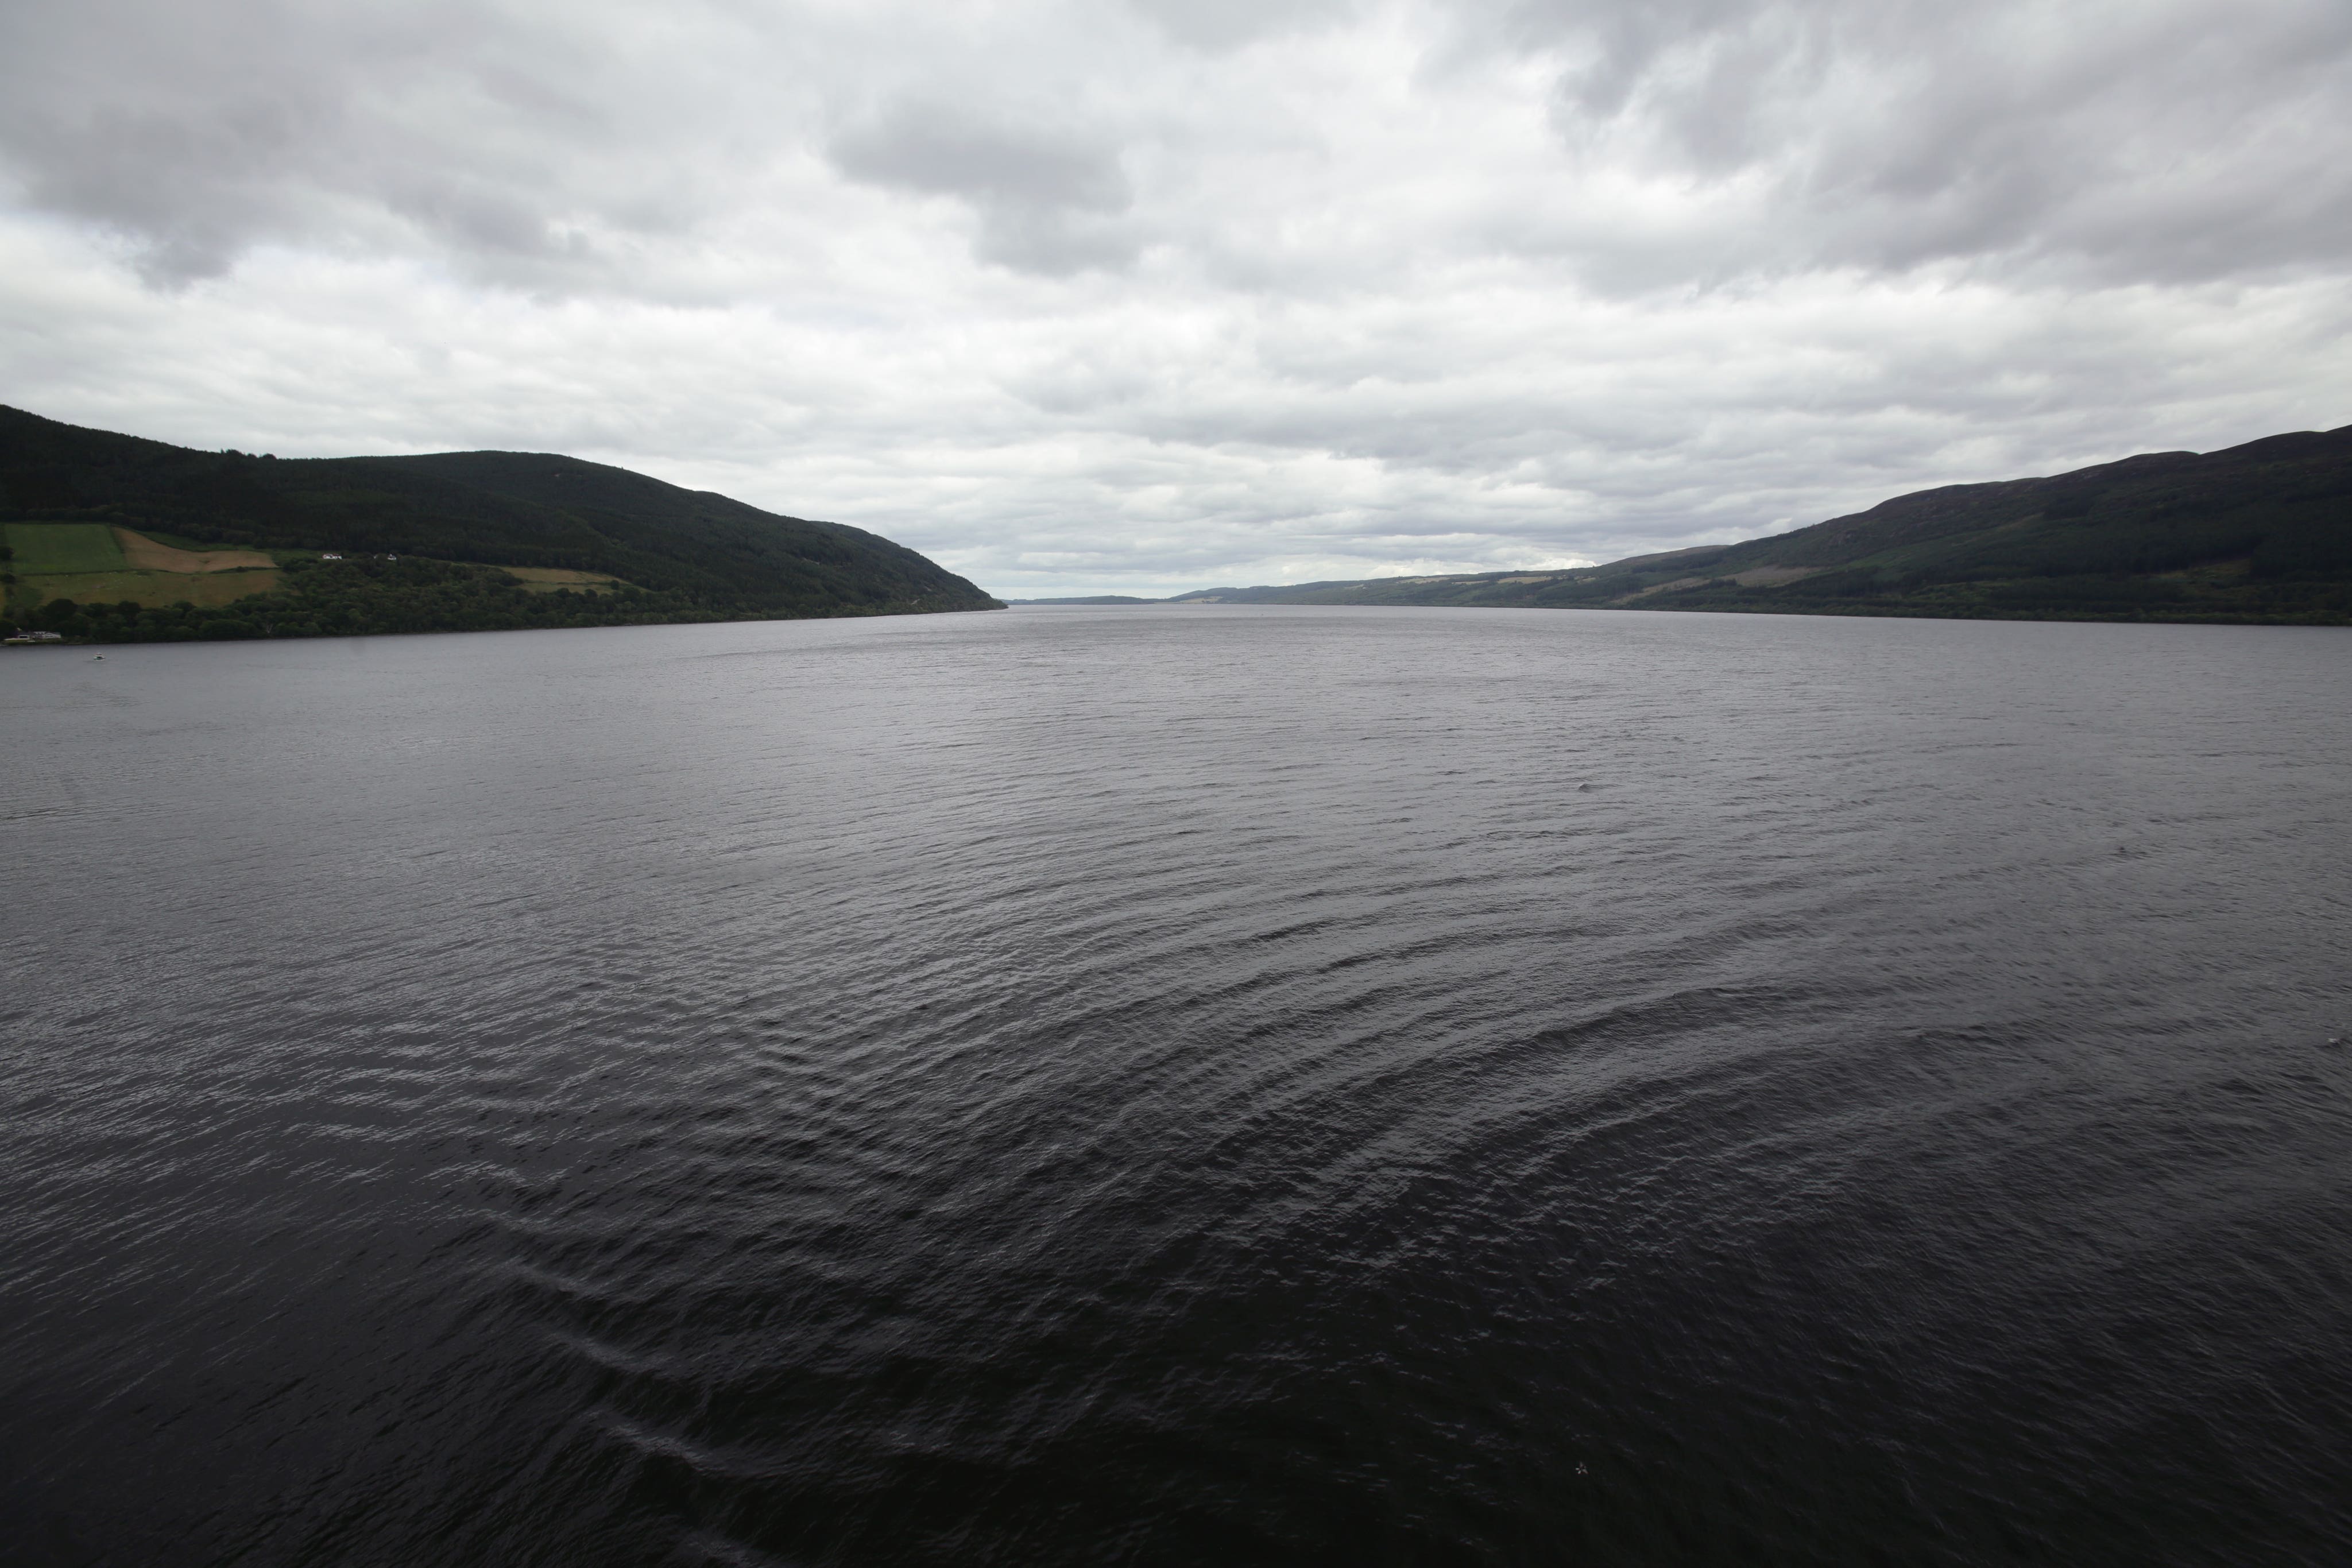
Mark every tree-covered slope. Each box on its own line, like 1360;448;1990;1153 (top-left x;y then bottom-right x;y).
1171;425;2352;624
0;405;1000;619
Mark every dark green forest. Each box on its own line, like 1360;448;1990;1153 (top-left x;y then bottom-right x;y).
1172;425;2352;624
0;405;999;641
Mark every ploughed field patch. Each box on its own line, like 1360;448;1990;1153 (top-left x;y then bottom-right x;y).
113;527;276;574
501;566;628;594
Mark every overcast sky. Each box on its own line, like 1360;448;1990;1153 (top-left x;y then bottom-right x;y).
3;0;2349;597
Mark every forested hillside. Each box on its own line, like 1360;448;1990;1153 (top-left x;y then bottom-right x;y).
0;406;999;638
1173;426;2352;624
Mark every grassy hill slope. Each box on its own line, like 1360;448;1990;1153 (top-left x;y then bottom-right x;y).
1171;426;2352;624
0;406;1000;633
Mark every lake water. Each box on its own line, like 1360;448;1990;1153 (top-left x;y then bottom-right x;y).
4;605;2349;1566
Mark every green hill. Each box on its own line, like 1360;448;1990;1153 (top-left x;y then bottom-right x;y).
0;405;1000;641
1171;426;2352;625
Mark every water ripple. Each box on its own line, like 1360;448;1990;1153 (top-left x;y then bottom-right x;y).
3;607;2349;1565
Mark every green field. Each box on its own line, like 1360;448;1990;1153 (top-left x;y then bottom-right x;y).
5;522;127;574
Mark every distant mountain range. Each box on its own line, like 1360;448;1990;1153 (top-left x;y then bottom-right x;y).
1149;427;2350;625
1;406;999;641
12;409;2349;641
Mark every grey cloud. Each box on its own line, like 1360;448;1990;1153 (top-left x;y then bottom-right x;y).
0;0;756;287
1517;0;1767;127
1485;0;2352;286
0;74;345;282
829;103;1138;275
1123;0;1359;53
12;0;2343;300
2;0;2349;599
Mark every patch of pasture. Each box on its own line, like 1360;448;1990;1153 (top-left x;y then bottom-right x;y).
29;569;283;609
5;522;127;575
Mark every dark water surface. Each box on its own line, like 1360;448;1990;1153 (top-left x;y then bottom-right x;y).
5;606;2350;1566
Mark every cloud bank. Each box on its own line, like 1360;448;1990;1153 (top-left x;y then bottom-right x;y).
2;0;2348;595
